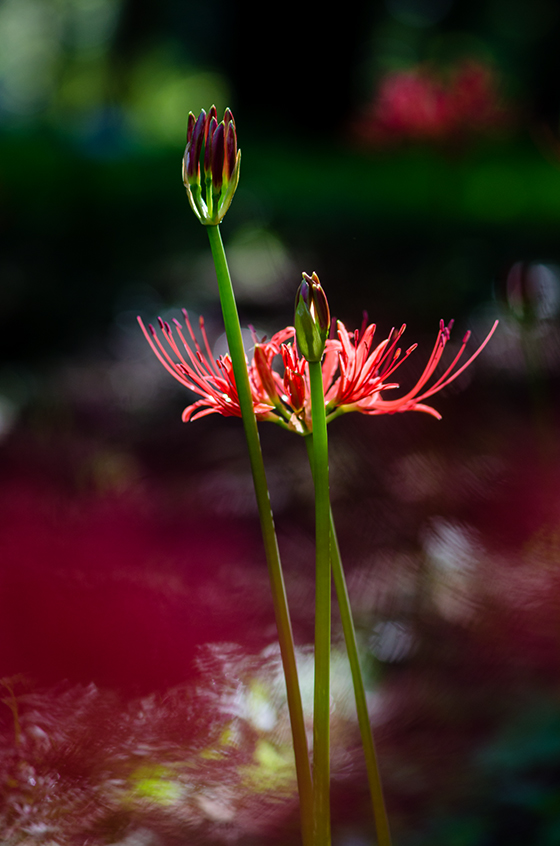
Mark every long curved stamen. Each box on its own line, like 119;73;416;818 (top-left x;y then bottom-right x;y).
138;319;196;390
166;321;228;396
377;324;448;408
418;320;498;398
374;320;498;412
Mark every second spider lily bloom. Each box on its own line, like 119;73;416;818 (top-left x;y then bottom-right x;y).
324;317;499;421
270;316;498;428
253;317;498;428
295;272;330;362
182;106;241;225
137;311;293;424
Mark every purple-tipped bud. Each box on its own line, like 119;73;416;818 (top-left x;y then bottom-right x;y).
302;272;330;335
211;123;225;191
186;112;195;145
182;106;241;224
294;272;331;362
186;110;206;182
204;115;217;175
224;121;237;180
207;105;217;128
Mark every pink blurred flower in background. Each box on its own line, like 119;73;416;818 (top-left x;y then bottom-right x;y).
354;59;513;146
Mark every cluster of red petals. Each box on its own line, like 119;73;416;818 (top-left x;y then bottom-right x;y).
139;312;498;432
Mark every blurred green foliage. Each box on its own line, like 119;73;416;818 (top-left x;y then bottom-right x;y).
0;0;559;366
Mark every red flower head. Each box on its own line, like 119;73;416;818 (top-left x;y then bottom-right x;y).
138;311;292;423
139;311;498;434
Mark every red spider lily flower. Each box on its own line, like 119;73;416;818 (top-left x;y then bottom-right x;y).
323;317;499;422
139;311;498;433
137;311;293;423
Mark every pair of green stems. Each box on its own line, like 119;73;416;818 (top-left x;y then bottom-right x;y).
207;225;391;846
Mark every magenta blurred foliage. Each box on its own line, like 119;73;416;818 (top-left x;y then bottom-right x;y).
1;349;560;836
0;431;276;695
353;59;514;147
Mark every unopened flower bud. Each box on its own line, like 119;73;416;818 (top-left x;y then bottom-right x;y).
182;106;241;225
294;272;330;362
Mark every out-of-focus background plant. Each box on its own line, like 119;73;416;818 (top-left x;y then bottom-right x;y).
1;1;560;844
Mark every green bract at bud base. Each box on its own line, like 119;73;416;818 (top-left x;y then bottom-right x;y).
182;106;241;226
294;272;331;363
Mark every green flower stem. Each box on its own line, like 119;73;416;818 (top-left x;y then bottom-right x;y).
304;436;392;846
206;225;314;846
307;360;332;846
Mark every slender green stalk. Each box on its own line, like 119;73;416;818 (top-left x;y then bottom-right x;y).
305;437;392;846
206;224;313;846
308;360;332;846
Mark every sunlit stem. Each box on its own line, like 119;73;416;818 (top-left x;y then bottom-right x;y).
304;436;392;846
206;224;314;846
307;360;331;846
